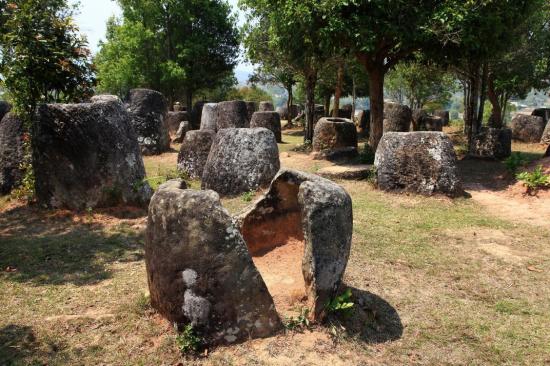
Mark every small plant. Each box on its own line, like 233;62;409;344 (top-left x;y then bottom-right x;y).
325;288;354;317
11;134;35;202
516;165;550;194
284;307;311;331
241;190;255;202
175;324;202;355
358;144;375;164
505;152;527;174
292;140;313;153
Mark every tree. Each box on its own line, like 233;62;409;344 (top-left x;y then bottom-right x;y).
226;85;273;103
328;0;448;150
0;0;95;125
241;0;334;142
96;0;239;108
434;0;545;142
486;2;550;128
385;60;457;111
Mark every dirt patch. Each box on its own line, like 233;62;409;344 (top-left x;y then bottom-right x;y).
252;238;307;316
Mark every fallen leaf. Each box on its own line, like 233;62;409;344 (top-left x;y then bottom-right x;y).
527;266;543;273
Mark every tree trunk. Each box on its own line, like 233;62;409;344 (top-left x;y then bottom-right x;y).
464;72;480;145
367;67;385;151
286;85;294;128
186;92;193;113
333;62;344;117
352;77;357;122
476;63;488;129
324;94;331;117
487;74;503;129
304;71;317;143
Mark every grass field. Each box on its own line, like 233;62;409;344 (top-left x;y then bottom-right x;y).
1;129;549;365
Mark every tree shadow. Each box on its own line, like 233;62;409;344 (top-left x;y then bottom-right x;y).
0;205;144;286
0;324;57;365
332;287;403;344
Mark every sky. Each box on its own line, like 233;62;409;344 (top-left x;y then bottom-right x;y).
72;0;253;82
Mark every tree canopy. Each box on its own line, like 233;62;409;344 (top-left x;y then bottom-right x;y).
95;0;240;108
0;0;95;125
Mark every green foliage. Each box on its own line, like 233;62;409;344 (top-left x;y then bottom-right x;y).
385;60;458;110
504;153;527;174
226;85;273;104
175;324;202;355
284;307;311;331
96;0;239;104
516;165;550;193
241;190;255;203
325;288;354;317
358;144;375;165
0;0;95;125
10;135;35;202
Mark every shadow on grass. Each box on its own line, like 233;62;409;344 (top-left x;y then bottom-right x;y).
332;287;403;344
0;324;56;365
0;205;144;286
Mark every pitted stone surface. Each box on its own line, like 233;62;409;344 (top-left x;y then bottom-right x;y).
383;102;412;133
259;101;274;112
200;103;219;131
202;128;280;196
375;132;463;197
470;128;512;159
250;111;282;142
177;130;215;179
126;88;170;155
238;169;353;320
312;117;358;159
511;114;545;143
33;100;152;209
0;113;24;194
166;111;189;134
217;101;250;130
145;183;281;345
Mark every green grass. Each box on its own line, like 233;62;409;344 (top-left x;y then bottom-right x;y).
1;138;550;365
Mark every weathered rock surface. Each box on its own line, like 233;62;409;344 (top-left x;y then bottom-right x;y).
202;128;280;195
146;182;282;345
200;103;219;131
434;110;450;126
511;114;545;143
383;103;412;133
318;164;373;180
238;169;353;320
245;101;258;122
217;101;250;130
250;111;282;143
532;108;550;124
312;118;358;159
259;101;274;112
375;132;463;197
33;100;152;209
173;121;190;143
190;101;206;130
541;120;550;144
166;111;189;134
276;104;300;120
412;109;428;131
126;89;170;155
0;113;24;194
418;116;443;132
91;94;122;104
469;128;512;159
0;101;11;121
177;130;216;179
356;110;370;136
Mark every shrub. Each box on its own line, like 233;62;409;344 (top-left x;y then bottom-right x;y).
284;307;311;331
505;152;527;174
325;288;354;318
358;144;375;164
516;165;550;194
175;324;202;355
241;190;255;202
